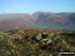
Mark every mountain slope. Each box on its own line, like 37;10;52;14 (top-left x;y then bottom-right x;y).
0;14;35;31
33;12;75;31
0;12;75;31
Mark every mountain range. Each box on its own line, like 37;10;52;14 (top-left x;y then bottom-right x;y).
0;12;75;31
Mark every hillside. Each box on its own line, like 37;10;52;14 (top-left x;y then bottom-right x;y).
33;12;75;30
0;29;75;56
0;14;35;31
0;12;75;31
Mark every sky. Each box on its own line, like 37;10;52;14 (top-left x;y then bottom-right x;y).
0;0;75;14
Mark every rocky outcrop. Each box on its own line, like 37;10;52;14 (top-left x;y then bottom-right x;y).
0;31;75;56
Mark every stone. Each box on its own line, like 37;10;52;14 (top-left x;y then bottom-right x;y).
35;33;42;41
47;39;53;44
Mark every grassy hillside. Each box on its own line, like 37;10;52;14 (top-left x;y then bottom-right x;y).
0;29;75;56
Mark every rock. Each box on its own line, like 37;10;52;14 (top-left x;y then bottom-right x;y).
42;33;48;38
35;32;42;41
49;54;53;56
49;33;55;37
41;37;53;45
47;33;56;39
53;36;62;42
41;39;48;42
62;40;67;44
47;39;53;44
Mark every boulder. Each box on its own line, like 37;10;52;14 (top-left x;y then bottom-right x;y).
35;32;42;41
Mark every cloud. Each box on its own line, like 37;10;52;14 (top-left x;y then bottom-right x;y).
3;10;17;14
3;10;10;14
9;2;37;9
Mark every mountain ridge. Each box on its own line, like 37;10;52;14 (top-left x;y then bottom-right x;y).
0;12;75;31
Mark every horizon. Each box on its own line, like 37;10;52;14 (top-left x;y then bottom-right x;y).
0;0;75;14
0;11;75;15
